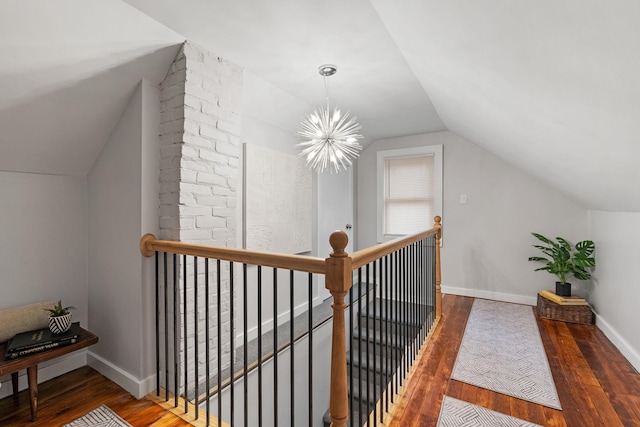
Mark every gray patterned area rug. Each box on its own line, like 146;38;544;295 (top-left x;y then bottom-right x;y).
63;405;131;427
451;299;561;409
437;396;542;427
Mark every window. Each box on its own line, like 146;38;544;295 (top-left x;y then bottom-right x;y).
377;145;442;242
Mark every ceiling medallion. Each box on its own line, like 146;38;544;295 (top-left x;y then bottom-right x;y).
297;64;363;173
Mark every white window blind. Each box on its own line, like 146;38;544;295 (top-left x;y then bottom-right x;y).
384;155;434;236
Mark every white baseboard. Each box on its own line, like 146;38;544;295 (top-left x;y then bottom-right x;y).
87;352;153;399
593;314;640;373
442;285;538;306
0;350;87;399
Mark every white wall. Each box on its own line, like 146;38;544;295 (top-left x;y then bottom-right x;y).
588;211;640;371
0;171;88;396
241;71;316;262
87;80;160;398
358;131;589;304
240;72;330;328
241;69;358;257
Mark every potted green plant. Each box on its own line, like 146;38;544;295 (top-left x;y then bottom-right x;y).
528;233;595;296
44;300;75;334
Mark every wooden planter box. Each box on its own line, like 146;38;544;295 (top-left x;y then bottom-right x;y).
536;294;594;325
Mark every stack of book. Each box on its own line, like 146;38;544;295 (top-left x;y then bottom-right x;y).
4;322;81;360
539;290;589;306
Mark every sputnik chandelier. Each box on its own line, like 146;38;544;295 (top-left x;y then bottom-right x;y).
297;64;363;173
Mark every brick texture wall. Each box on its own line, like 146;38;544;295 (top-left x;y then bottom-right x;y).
158;41;243;397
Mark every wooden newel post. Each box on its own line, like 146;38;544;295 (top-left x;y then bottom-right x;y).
434;216;442;319
325;231;352;427
140;233;157;257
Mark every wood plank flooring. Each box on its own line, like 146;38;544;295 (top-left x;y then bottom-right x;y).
388;294;640;427
1;294;638;426
0;366;191;426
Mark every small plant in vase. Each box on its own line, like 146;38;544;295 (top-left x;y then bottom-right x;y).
45;300;75;334
528;233;595;296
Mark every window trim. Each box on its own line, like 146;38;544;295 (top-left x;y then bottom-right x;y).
376;145;443;243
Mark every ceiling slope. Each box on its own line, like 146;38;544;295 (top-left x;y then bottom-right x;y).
0;0;184;176
123;0;446;141
371;0;640;211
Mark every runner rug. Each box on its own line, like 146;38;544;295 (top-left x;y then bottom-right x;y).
451;299;561;409
437;396;542;427
63;404;131;427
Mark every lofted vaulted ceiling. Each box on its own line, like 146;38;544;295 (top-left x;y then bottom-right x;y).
1;1;638;211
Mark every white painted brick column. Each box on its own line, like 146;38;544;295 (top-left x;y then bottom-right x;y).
158;41;243;399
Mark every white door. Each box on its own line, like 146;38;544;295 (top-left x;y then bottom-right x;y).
316;168;354;301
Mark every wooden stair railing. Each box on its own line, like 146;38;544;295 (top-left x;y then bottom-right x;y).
324;216;442;427
140;216;442;427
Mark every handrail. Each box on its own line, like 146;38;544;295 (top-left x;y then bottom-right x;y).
325;216;442;427
139;233;326;274
350;216;442;270
140;216;441;274
140;216;442;427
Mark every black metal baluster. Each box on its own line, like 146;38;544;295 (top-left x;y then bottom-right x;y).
416;243;420;352
372;261;377;425
431;236;435;325
410;244;415;359
290;270;295;426
384;254;390;414
400;248;407;384
418;241;421;338
426;237;430;328
388;252;393;402
243;264;248;427
194;257;199;421
413;243;417;343
258;266;263;427
365;263;370;426
155;252;160;397
164;253;169;402
432;235;436;325
273;268;278;427
379;259;384;424
422;238;426;340
217;260;222;427
405;247;410;376
394;250;399;399
404;247;409;376
349;274;354;427
396;249;404;390
230;261;235;427
409;245;414;360
183;254;188;415
428;237;431;328
357;267;363;427
205;259;210;426
419;240;423;341
421;239;424;334
174;254;178;408
308;272;313;427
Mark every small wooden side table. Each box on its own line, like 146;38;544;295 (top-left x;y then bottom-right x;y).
536;294;595;325
0;327;98;421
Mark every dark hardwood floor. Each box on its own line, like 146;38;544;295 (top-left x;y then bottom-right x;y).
1;294;638;426
0;366;192;426
388;294;640;427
